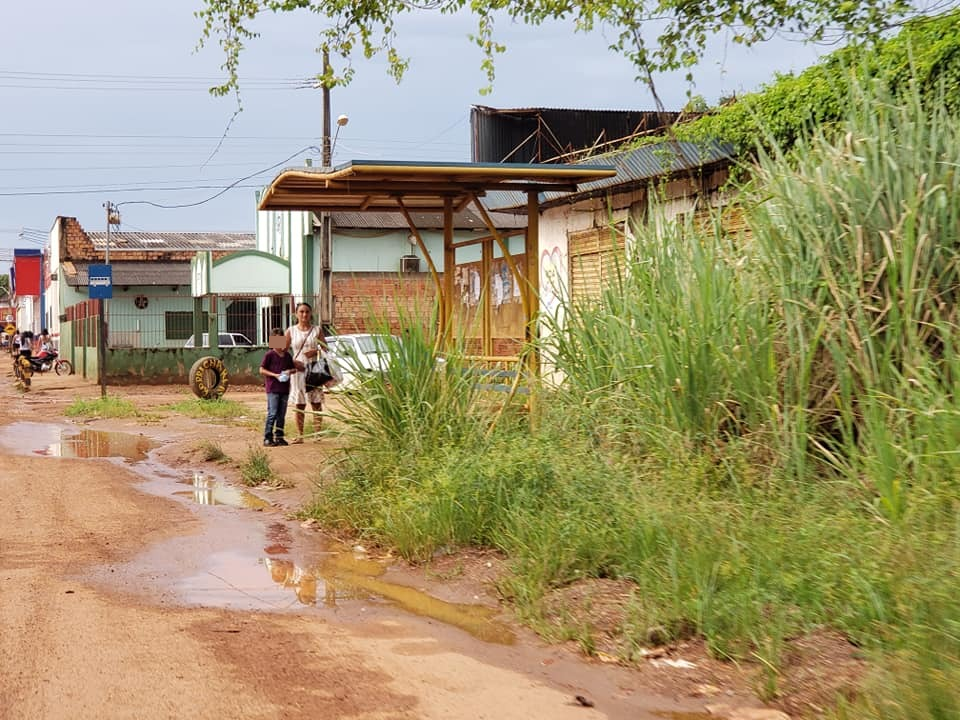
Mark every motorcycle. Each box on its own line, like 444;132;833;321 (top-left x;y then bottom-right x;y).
27;350;74;376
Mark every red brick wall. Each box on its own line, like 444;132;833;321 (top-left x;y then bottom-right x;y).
331;272;437;335
332;272;523;354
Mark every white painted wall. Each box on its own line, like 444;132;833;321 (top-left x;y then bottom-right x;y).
48;218;63;340
211;253;289;294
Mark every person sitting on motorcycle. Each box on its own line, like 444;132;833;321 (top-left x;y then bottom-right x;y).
35;329;52;361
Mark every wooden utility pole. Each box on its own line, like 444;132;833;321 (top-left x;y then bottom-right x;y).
319;49;333;330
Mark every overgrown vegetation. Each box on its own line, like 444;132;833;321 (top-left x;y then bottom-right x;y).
65;396;140;418
304;31;960;716
635;11;960;163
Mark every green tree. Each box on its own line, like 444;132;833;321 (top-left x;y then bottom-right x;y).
0;274;9;299
197;0;942;97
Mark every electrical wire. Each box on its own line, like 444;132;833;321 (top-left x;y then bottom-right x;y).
0;184;262;198
115;145;321;210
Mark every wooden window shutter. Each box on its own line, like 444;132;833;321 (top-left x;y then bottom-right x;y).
568;225;625;306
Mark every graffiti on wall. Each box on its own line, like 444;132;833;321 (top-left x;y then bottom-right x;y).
455;257;523;309
539;245;568;319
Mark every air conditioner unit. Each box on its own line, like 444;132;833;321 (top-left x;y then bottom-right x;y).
400;255;420;273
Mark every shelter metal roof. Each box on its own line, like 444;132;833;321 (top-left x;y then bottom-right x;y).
258;160;617;213
487;140;735;212
330;207;527;230
87;231;255;252
63;261;191;287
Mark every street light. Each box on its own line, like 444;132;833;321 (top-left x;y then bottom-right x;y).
331;114;349;164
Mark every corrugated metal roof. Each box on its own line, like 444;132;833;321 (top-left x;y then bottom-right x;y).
86;231;255;251
330;208;526;230
486;140;735;212
63;261;192;287
471;106;681;164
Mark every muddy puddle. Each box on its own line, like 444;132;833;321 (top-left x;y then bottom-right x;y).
1;422;514;645
173;472;273;510
0;421;154;461
177;537;515;645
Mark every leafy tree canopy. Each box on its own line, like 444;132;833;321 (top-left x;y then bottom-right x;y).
196;0;943;96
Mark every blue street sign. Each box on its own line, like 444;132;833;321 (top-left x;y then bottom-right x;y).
88;264;113;300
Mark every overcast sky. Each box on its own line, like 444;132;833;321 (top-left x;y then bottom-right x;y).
0;1;824;273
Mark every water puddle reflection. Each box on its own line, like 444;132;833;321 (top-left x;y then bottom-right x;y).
4;422;515;646
0;422;154;461
175;472;272;511
181;543;515;645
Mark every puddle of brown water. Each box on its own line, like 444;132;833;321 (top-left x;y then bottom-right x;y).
282;547;516;645
6;423;515;647
0;422;154;461
178;544;515;645
173;472;272;511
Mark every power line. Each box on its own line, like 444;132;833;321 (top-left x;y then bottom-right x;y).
115;145;320;210
0;184;262;198
0;173;277;193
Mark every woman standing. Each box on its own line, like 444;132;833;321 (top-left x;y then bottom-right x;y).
285;302;325;443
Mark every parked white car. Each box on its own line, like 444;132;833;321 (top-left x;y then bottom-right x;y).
184;332;255;348
324;334;399;390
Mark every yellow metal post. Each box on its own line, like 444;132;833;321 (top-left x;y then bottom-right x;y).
526;191;540;428
525;191;540;379
481;237;492;356
443;197;455;348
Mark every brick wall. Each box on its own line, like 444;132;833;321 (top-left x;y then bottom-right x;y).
60;217;231;262
332;272;524;354
331;272;436;334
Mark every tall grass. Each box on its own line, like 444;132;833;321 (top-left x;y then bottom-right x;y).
307;69;960;714
324;310;490;456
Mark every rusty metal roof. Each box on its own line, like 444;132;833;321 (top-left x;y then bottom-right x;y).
258;160;616;213
487;140;735;212
63;261;192;287
86;231;255;252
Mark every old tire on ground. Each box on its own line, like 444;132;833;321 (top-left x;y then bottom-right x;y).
189;356;229;399
55;359;74;376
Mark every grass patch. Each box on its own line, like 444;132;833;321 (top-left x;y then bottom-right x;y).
65;396;139;418
196;439;228;462
237;446;291;488
164;397;254;420
239;446;274;486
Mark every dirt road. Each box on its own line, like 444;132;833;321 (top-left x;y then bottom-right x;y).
0;371;723;720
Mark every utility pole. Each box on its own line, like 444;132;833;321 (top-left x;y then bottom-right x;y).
319;49;333;332
98;202;114;397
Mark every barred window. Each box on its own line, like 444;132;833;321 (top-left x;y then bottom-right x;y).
165;311;207;340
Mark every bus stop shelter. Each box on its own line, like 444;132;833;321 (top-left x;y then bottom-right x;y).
258;159;617;380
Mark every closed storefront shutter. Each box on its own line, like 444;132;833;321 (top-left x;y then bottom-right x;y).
568;226;625;305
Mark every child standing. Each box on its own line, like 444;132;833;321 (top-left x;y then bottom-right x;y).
259;328;297;447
